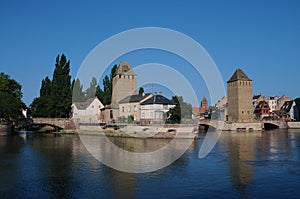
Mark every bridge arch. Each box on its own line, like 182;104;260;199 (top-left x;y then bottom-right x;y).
263;122;279;130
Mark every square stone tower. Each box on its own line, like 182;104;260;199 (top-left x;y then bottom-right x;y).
111;61;137;108
227;68;253;122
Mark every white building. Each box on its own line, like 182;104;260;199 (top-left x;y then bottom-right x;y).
266;96;279;112
140;94;175;124
71;97;104;123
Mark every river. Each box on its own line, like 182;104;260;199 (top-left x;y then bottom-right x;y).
1;129;300;198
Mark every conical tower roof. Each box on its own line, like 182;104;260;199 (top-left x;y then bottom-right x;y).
227;68;252;83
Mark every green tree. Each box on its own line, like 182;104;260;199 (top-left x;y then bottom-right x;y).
138;87;144;95
71;78;85;102
95;85;104;103
31;54;72;118
102;75;111;105
86;77;98;99
167;96;192;123
0;73;25;120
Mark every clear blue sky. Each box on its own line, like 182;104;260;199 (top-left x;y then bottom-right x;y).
1;0;299;106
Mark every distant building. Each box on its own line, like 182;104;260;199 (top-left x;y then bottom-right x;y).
254;100;270;120
118;93;152;122
140;93;175;124
216;96;227;121
266;96;279;112
273;100;299;121
227;68;253;122
199;96;209;117
192;96;209;119
72;97;104;123
276;95;291;111
252;94;265;111
216;96;227;110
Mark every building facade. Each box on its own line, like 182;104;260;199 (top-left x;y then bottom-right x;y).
227;68;253;122
72;97;104;123
140;94;175;124
254;100;270;120
252;94;265;111
118;93;152;122
267;96;279;112
276;95;291;110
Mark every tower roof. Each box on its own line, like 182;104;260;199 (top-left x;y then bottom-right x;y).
227;68;252;83
116;61;136;75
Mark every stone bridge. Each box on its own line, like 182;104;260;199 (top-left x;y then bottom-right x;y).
262;120;287;129
198;120;221;130
32;118;76;130
199;119;288;131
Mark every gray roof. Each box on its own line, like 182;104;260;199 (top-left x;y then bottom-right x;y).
281;100;293;112
73;97;97;110
253;94;263;100
227;68;252;83
140;95;175;105
119;93;151;104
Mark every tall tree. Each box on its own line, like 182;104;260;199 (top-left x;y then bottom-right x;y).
102;75;111;105
72;78;85;102
31;54;72;118
86;77;98;99
138;87;144;95
95;85;104;103
0;73;25;120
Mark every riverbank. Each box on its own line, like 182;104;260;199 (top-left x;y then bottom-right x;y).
54;124;199;139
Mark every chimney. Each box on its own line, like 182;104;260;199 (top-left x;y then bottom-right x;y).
159;92;162;96
154;92;157;95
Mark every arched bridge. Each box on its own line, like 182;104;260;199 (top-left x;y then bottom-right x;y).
262;120;286;129
32;118;76;130
199;120;221;131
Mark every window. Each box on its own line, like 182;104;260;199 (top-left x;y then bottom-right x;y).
122;106;124;112
133;105;137;112
141;113;145;118
150;112;153;118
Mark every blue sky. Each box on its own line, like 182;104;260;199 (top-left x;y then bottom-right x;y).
0;0;299;106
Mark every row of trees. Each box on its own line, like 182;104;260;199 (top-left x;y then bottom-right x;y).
30;54;118;118
72;64;118;105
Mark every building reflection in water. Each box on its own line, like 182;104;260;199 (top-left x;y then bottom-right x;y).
80;134;193;173
219;132;256;196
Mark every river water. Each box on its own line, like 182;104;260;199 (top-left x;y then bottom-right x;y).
1;129;300;199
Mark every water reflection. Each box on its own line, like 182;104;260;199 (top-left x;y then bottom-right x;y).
219;133;256;195
1;130;300;198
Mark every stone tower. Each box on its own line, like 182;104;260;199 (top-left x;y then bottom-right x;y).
111;61;137;108
227;68;253;122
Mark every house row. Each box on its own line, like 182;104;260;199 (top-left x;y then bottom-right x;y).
212;93;299;121
71;92;175;124
71;62;175;124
